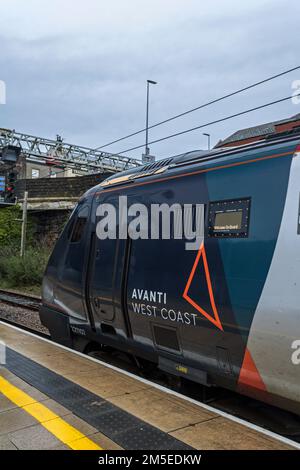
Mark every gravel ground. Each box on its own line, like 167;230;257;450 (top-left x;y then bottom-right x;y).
0;301;49;335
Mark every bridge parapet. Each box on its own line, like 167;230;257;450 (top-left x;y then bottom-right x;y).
15;172;110;210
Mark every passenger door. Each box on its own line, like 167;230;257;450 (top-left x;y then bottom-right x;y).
88;193;132;337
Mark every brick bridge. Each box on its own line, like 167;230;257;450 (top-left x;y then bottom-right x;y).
15;172;112;244
15;172;111;210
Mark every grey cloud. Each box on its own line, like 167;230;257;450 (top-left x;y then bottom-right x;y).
0;0;300;160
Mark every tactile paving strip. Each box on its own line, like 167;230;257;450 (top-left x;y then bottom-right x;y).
6;348;192;450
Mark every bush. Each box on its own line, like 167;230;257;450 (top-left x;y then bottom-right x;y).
0;206;46;290
0;206;35;248
0;246;50;287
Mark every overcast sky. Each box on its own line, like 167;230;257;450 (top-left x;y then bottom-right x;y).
1;0;300;161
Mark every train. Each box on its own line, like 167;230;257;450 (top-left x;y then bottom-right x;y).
40;130;300;416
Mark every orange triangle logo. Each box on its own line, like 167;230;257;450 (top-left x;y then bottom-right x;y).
183;243;223;331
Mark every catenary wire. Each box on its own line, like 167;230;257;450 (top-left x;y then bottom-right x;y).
94;65;300;151
116;93;300;154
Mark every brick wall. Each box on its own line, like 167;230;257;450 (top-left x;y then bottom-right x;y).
30;210;71;246
15;172;112;200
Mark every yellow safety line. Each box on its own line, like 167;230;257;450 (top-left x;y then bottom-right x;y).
0;375;103;450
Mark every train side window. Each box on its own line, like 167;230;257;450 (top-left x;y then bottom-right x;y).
69;205;89;243
208;198;251;238
67;218;75;240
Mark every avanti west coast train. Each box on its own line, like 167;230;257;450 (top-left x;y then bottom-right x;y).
40;131;300;415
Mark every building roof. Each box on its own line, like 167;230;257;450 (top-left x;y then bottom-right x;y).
217;113;300;146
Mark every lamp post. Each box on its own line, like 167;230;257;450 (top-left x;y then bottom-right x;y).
203;133;211;151
145;79;157;156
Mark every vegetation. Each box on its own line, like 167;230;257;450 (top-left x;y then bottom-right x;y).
0;206;36;247
0;206;50;292
0;246;49;289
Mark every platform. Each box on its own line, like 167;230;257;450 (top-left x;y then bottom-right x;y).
0;322;298;450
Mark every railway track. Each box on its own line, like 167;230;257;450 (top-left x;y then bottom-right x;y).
0;288;41;311
0;289;48;336
1;290;300;444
